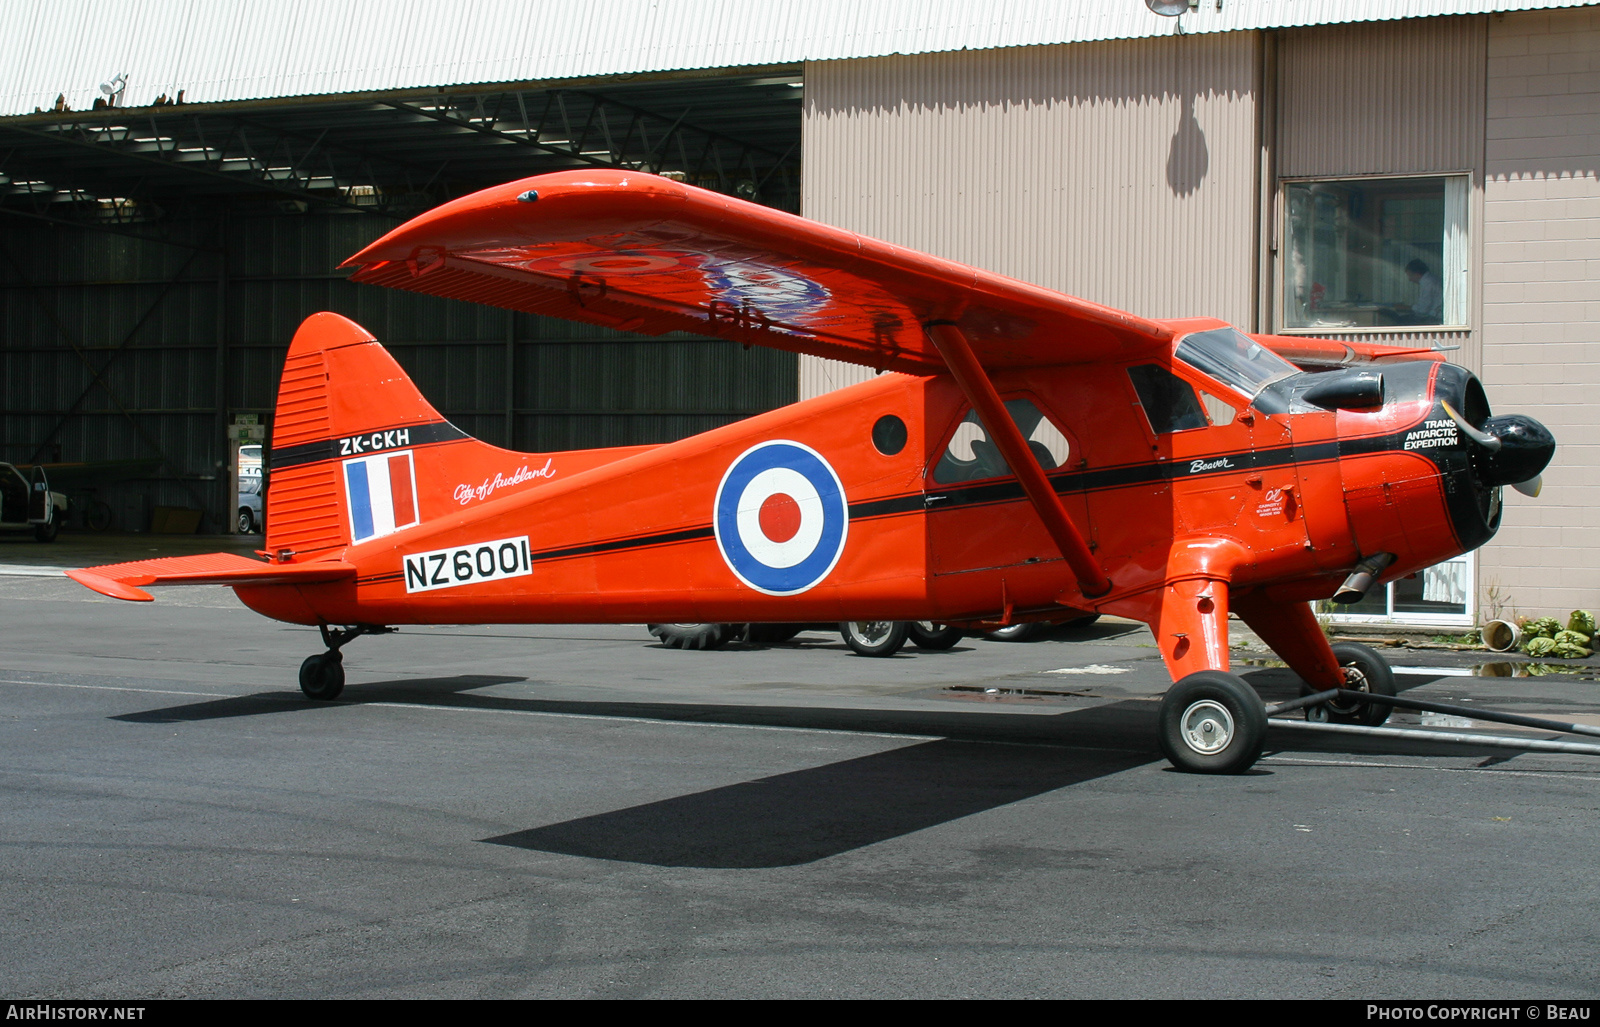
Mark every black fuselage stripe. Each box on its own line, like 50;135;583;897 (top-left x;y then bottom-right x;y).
353;427;1442;586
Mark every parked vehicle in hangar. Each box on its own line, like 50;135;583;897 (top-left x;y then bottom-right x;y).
0;463;68;542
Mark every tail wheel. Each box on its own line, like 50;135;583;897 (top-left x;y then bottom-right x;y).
647;623;733;650
1306;642;1396;726
908;622;963;650
1158;670;1267;774
299;652;345;701
840;621;908;657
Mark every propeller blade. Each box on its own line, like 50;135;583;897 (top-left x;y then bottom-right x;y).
1512;475;1542;498
1441;400;1502;453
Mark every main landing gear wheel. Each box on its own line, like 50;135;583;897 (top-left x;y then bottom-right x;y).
908;622;963;650
299;652;345;701
647;623;733;650
841;621;908;657
1158;671;1267;775
1304;641;1396;726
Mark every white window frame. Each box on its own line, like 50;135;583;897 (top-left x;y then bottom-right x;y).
1275;171;1470;336
1320;551;1475;629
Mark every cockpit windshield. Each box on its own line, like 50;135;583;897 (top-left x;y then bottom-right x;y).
1174;327;1299;401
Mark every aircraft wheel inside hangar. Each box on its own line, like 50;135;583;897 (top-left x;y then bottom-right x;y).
1158;671;1268;774
299;652;346;701
908;622;963;650
840;621;909;657
647;623;735;650
1303;641;1396;727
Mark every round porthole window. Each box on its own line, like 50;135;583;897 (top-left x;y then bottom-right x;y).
872;414;907;456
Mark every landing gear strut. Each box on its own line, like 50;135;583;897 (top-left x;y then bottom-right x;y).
299;623;393;701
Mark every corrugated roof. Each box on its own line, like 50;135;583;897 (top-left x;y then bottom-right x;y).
3;0;1597;116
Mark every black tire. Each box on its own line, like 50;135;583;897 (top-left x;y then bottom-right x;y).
647;623;732;650
298;652;345;701
1059;612;1102;631
86;501;112;532
237;508;256;534
1158;670;1267;774
840;621;908;657
746;623;803;645
33;519;58;543
908;622;963;650
987;621;1043;642
1305;641;1395;726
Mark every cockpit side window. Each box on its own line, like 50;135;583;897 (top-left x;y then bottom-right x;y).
1128;364;1208;435
932;399;1071;485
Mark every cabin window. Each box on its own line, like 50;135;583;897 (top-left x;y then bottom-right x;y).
1199;392;1236;426
872;414;907;456
1280;175;1468;332
931;399;1069;484
1127;364;1208;435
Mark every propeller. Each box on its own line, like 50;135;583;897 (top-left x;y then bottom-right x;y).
1441;400;1501;452
1441;400;1554;496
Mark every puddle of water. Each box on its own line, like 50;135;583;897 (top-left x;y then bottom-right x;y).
942;684;1098;702
1420;711;1477;728
1472;661;1600;680
1242;657;1598;682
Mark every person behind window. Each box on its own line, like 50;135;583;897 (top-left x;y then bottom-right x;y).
1379;258;1443;326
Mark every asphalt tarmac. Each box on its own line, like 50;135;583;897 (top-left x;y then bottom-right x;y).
3;534;1599;999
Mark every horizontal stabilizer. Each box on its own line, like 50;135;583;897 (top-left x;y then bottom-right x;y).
67;552;356;602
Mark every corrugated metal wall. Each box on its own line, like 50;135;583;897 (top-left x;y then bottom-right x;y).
799;32;1262;398
1274;15;1487;372
1277;16;1487;179
6;0;1588;115
0;214;793;531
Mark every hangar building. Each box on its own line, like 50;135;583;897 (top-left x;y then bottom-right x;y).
3;0;1597;628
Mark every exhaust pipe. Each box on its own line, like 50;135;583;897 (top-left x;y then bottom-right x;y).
1331;552;1395;605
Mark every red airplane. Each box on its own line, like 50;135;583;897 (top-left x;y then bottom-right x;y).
66;170;1555;774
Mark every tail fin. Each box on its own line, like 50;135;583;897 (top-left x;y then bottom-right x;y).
265;312;464;556
265;312;657;557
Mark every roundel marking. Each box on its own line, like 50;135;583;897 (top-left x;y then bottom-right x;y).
714;441;849;596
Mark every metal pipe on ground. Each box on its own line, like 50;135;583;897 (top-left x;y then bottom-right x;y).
1267;719;1600;757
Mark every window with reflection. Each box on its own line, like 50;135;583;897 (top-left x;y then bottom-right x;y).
1281;175;1467;331
932;399;1070;484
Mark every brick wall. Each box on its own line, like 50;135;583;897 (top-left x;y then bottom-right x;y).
1478;6;1600;621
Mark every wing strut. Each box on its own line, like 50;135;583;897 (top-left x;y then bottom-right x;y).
925;322;1112;599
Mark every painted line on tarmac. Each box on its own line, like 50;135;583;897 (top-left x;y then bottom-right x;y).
1261;754;1600;781
0;678;232;698
0;565;77;577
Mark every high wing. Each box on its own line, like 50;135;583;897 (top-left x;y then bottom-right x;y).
341;170;1172;374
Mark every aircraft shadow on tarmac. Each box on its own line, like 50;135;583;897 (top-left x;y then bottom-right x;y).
109;665;1528;869
485;735;1153;868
